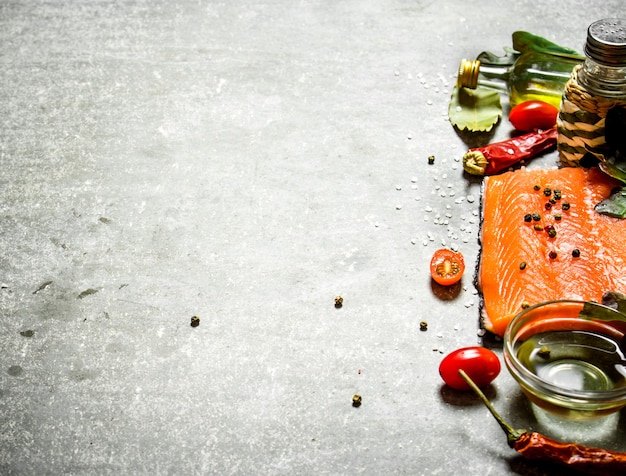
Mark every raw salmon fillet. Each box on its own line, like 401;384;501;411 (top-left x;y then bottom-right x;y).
479;166;626;336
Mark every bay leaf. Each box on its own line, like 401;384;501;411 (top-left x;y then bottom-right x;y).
448;85;502;132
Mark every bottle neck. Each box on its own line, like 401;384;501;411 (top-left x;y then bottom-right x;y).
578;57;626;98
457;59;510;92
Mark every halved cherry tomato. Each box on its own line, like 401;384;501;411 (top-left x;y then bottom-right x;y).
439;346;501;390
429;248;465;286
509;100;559;132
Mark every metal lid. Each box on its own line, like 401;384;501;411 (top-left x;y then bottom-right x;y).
584;18;626;65
457;59;480;88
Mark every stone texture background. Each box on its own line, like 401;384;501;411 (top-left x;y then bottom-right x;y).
1;1;625;474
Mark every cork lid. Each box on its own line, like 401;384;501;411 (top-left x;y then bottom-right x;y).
585;18;626;66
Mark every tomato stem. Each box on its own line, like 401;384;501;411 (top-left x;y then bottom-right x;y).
458;369;526;447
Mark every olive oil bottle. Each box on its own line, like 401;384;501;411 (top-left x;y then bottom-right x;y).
458;51;583;108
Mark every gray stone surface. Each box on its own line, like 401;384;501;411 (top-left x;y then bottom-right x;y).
1;1;625;475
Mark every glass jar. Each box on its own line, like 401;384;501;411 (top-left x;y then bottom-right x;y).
557;18;626;166
503;299;626;421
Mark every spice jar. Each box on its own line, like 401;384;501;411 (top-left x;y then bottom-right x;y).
557;18;626;167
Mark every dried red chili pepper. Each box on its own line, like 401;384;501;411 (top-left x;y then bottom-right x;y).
463;127;558;176
458;370;626;475
514;432;626;475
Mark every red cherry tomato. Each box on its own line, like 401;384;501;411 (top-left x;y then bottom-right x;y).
439;346;501;390
509;100;558;132
430;249;465;286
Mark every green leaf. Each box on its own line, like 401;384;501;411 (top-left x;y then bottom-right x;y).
580;292;626;323
595;185;626;218
598;150;626;185
476;48;517;66
448;85;502;132
512;31;584;59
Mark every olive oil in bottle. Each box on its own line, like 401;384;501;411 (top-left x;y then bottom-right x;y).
458;51;582;108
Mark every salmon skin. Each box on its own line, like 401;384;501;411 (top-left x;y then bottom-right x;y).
479;166;626;336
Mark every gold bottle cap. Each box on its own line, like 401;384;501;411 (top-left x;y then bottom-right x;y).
458;58;480;89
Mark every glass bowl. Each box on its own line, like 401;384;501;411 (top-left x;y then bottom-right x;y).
503;299;626;420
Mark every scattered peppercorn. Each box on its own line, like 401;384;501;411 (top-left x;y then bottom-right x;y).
562;201;570;210
532;213;541;221
521;301;530;309
554;213;562;221
545;202;552;210
545;225;557;238
190;316;200;327
533;224;544;231
524;213;532;222
553;190;562;200
420;321;428;331
572;248;581;258
428;155;435;165
519;261;527;270
533;184;541;191
334;296;343;308
549;250;557;259
352;394;362;407
543;187;552;196
549;197;557;204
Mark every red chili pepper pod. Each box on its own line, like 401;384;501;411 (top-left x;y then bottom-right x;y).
458;370;626;475
463;127;558;175
514;432;626;475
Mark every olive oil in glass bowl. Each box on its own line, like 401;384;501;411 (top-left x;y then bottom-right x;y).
503;300;626;420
